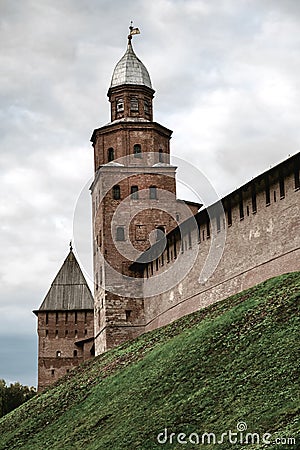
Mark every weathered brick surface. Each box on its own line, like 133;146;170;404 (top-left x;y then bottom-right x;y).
142;168;300;331
37;310;94;391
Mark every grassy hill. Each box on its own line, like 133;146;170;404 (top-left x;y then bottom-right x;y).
0;272;299;450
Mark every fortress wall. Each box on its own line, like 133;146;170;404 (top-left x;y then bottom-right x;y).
142;163;300;332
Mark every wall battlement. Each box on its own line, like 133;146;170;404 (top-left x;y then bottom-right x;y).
135;152;300;331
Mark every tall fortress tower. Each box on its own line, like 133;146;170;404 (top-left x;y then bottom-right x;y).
90;26;198;355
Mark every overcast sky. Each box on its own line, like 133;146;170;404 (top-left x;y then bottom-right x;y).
1;0;300;387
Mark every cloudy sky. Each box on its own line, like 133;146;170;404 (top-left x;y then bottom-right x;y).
1;0;300;387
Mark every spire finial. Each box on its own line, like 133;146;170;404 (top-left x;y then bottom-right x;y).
69;240;73;252
128;21;140;44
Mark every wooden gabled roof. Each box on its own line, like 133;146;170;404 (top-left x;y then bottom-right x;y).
36;249;94;312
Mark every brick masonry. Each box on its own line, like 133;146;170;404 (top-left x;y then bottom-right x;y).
141;160;300;331
37;310;94;391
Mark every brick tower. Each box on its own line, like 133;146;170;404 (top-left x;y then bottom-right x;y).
91;27;182;355
33;246;94;391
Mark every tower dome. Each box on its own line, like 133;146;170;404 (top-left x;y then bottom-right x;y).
110;41;152;89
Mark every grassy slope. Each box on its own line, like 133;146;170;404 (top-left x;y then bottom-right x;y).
0;272;299;450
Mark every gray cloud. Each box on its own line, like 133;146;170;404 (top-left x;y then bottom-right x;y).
1;0;300;386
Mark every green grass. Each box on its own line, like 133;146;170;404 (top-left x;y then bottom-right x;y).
0;272;299;450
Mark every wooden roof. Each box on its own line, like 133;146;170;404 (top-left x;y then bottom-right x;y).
37;250;94;311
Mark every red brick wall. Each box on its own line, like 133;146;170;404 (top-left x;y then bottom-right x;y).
143;168;300;331
37;310;94;391
92;121;172;170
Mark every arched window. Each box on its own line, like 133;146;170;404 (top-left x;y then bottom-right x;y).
112;185;121;200
116;227;125;241
156;226;165;241
131;186;139;199
130;97;139;112
159;149;164;163
73;350;78;357
116;98;124;112
149;186;157;199
144;99;150;114
56;351;61;358
108;148;114;162
133;144;142;158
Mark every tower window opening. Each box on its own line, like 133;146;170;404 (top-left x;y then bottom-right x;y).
149;186;157;199
116;226;125;241
45;330;48;337
206;220;210;238
144;99;150;114
239;190;244;219
133;144;142;158
75;312;77;324
274;191;277;202
73;350;78;357
279;174;285;198
55;330;58;338
252;185;257;213
51;369;55;376
173;236;177;259
113;185;121;200
294;165;300;189
125;310;132;321
56;351;61;358
265;175;270;205
159;149;164;163
156;226;165;241
108;148;114;162
55;312;58;324
216;215;221;233
130;97;139;111
45;313;48;325
116;98;124;112
227;201;232;226
131;186;139;199
188;231;192;248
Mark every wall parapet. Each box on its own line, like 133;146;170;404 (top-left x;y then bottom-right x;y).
134;152;300;330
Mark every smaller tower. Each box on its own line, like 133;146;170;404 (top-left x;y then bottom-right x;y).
33;246;94;391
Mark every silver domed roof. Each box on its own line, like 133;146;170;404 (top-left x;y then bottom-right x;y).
110;42;152;89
